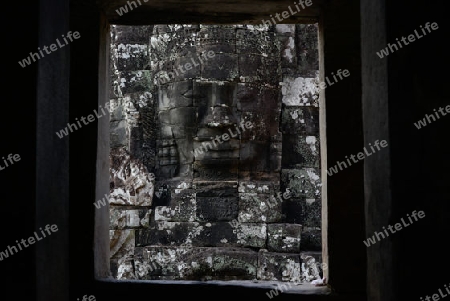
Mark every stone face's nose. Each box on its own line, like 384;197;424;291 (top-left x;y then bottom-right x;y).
199;82;238;128
203;105;237;128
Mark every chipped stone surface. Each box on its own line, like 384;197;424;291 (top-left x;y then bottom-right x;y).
257;250;301;282
110;208;151;229
111;258;137;280
300;251;325;282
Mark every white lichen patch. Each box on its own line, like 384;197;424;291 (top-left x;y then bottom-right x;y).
305;136;318;154
307;168;320;182
281;77;319;106
117;261;137;280
175;181;190;193
306;199;316;205
282;259;302;282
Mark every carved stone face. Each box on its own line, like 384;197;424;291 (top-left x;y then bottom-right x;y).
154;25;282;184
156;81;283;182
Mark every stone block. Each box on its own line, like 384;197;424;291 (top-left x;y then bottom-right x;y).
212;248;258;279
281;168;321;199
196;197;239;222
257;250;301;282
135;221;201;247
113;25;153;44
282;135;320;168
267;224;302;253
234;223;267;248
300;227;321;251
190;222;238;246
281;106;319;136
238;193;282;223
